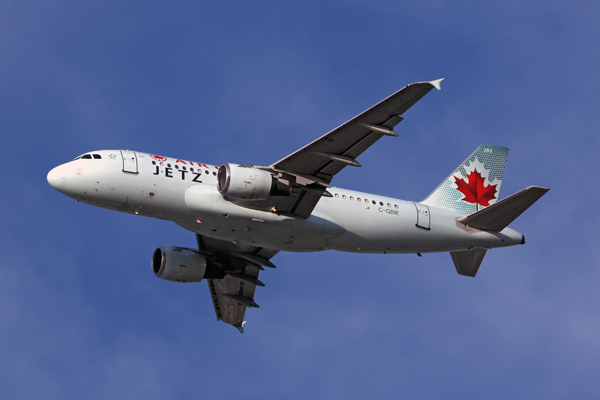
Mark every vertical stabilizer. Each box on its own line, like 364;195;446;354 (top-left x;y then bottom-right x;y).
421;145;508;215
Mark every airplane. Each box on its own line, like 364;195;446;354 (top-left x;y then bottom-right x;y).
47;79;549;333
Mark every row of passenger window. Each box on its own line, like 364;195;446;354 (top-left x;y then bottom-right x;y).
151;160;217;175
74;154;102;160
334;193;399;209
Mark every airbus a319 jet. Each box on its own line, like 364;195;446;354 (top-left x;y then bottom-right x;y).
48;79;548;332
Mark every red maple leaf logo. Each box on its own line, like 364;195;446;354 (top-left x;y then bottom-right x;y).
454;169;498;210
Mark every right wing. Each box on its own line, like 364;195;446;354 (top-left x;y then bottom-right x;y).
232;79;444;218
270;79;444;180
195;234;278;333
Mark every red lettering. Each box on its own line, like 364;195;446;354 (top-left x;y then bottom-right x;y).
188;161;213;168
176;159;187;164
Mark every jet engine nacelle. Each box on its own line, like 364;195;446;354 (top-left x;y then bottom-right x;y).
152;246;207;283
217;164;290;200
217;163;273;200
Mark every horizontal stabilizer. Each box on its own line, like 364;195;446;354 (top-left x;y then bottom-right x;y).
450;249;487;277
457;186;549;231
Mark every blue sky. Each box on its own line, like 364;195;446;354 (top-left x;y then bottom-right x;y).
2;1;599;398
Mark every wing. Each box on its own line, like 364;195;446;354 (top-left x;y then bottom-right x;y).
236;79;443;217
195;234;278;333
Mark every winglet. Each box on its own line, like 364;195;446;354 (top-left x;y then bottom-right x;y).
236;320;247;334
429;78;444;90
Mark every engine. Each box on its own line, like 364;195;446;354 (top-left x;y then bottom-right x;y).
217;163;290;200
152;247;207;283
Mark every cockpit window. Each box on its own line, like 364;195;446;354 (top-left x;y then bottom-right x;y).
82;154;92;159
93;154;101;159
73;155;83;160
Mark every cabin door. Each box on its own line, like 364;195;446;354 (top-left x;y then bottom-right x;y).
121;151;138;174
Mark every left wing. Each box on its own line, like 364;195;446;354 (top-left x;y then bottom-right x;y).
234;79;443;217
195;234;278;333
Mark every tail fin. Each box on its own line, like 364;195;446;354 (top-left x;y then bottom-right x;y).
421;145;509;215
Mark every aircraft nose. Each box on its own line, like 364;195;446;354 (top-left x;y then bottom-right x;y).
47;165;66;192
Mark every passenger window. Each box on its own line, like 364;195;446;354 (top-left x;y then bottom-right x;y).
372;200;376;205
357;198;361;202
175;165;179;169
342;195;347;199
93;154;101;159
190;168;194;172
152;161;156;165
82;154;92;159
387;203;391;207
350;196;354;201
213;172;217;176
335;194;339;198
380;202;384;206
205;170;209;174
167;163;171;167
364;198;368;203
394;204;398;209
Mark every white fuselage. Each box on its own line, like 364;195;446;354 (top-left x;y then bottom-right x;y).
47;150;524;254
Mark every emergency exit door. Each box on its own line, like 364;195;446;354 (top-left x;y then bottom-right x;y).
121;151;138;174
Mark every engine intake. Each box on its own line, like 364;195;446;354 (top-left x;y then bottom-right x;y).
152;247;207;283
217;164;290;200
